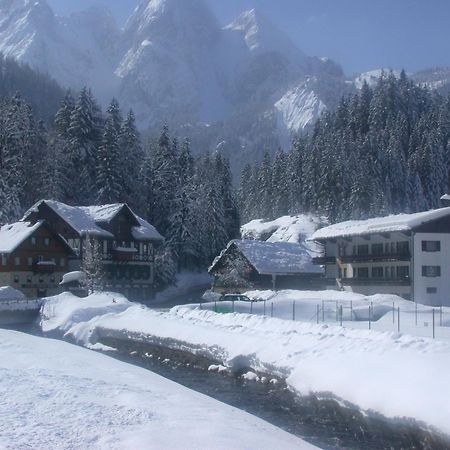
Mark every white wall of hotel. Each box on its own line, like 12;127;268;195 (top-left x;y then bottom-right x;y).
323;231;450;306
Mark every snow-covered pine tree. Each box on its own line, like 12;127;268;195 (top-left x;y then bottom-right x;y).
118;109;142;208
96;99;123;204
67;87;102;204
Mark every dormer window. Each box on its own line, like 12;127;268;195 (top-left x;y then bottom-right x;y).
31;237;36;245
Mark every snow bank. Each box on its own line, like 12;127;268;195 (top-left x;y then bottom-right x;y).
0;286;26;301
0;329;314;449
41;292;131;336
39;291;450;436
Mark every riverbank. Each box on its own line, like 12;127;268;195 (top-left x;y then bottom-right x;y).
40;291;450;441
0;328;315;449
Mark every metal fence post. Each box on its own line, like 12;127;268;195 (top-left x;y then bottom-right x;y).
214;299;217;313
393;302;395;324
199;301;202;310
232;300;235;313
397;307;400;333
335;301;338;321
350;300;353;321
415;302;417;326
293;301;296;321
250;301;253;314
322;300;325;322
369;305;371;330
316;304;319;324
263;300;266;316
339;305;343;327
271;302;273;318
433;308;435;339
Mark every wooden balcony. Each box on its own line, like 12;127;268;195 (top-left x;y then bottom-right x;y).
34;260;56;273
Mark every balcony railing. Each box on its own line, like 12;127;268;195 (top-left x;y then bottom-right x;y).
341;277;411;286
339;252;411;263
312;256;336;265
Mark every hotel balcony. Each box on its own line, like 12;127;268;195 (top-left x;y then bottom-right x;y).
340;277;411;286
338;252;411;264
312;256;336;265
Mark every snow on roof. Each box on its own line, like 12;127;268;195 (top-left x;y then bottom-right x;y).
440;194;450;201
0;221;43;253
60;271;87;285
226;240;322;275
132;216;164;241
24;200;163;241
311;208;450;241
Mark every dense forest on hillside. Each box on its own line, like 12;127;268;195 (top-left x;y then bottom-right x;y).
0;55;64;122
239;72;450;223
2;68;450;279
0;86;240;283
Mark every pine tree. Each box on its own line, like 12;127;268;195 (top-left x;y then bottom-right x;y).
96;99;123;204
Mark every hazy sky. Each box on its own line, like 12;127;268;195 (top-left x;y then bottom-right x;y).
47;0;450;75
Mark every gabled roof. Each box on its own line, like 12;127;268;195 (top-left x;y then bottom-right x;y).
23;200;163;242
0;221;43;253
310;207;450;241
210;239;322;275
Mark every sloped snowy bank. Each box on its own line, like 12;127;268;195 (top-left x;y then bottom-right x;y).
40;292;450;437
0;329;314;449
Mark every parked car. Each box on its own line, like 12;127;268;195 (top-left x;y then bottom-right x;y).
221;294;252;302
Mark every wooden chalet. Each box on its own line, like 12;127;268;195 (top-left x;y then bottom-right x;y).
0;221;74;298
209;239;323;293
22;200;164;300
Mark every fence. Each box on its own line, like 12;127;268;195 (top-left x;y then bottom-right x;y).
199;298;450;340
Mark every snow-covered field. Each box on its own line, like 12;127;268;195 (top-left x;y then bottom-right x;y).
0;327;315;449
40;291;450;437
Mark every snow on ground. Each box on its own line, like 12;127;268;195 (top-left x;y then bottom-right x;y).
240;214;326;255
41;291;450;437
0;329;315;450
148;271;212;305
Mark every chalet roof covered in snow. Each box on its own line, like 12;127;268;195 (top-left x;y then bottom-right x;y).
0;221;43;253
211;239;322;275
23;200;163;242
311;208;450;241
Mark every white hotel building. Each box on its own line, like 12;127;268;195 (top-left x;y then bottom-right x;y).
310;207;450;306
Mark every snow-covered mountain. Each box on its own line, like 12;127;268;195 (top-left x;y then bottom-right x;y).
0;0;350;169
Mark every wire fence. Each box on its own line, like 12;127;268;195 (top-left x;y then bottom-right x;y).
199;298;450;340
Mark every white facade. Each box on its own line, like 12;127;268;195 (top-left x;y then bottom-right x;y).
413;232;450;306
312;209;450;306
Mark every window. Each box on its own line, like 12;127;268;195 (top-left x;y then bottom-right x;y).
13;275;19;283
397;266;410;279
143;244;148;255
422;266;441;277
60;258;65;267
357;267;369;278
50;276;55;283
371;267;383;278
28;257;33;266
397;241;409;254
26;275;32;283
38;276;44;283
422;241;440;252
357;245;369;255
427;287;437;294
44;237;50;246
14;257;20;266
371;243;383;255
31;236;36;245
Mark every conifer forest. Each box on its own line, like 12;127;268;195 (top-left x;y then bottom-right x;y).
1;59;450;279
